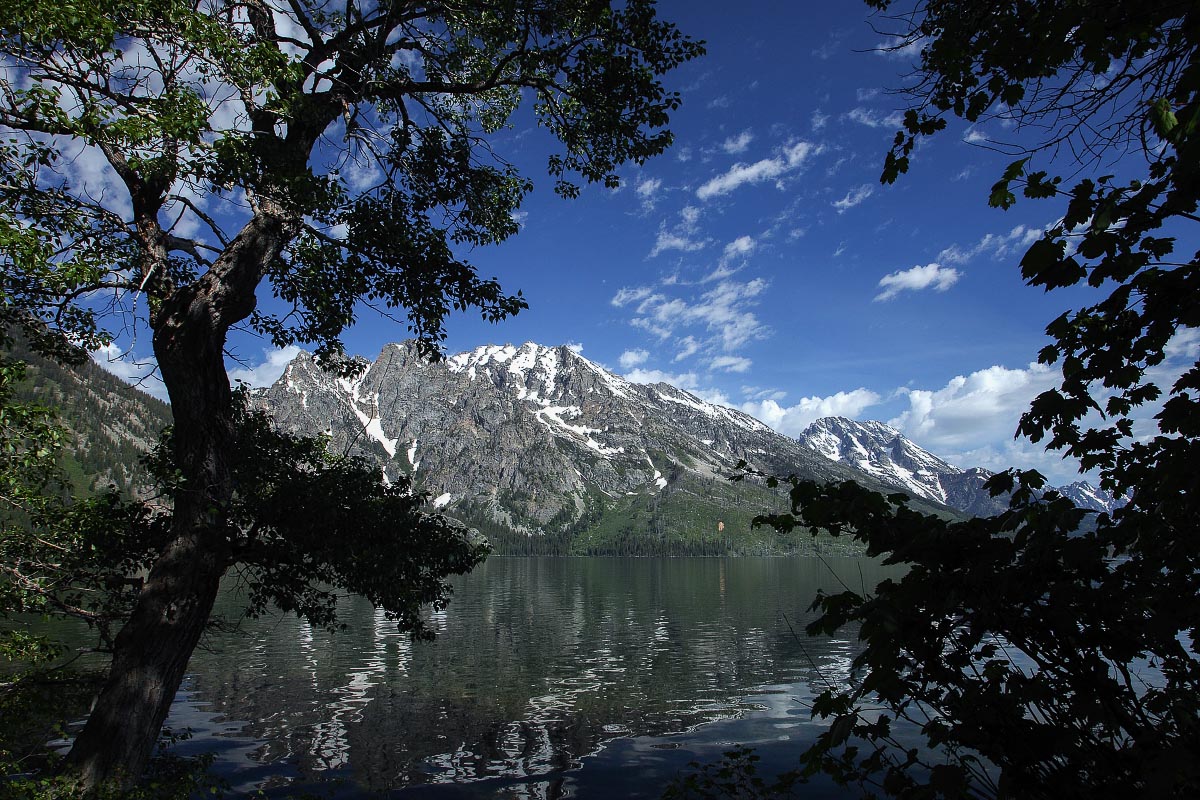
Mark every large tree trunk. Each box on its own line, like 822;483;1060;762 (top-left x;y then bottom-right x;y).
62;523;229;786
65;316;236;787
64;210;296;788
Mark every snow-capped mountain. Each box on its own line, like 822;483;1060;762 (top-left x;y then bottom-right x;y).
797;417;962;505
1057;481;1123;514
255;342;945;553
797;417;1123;516
254;343;1122;552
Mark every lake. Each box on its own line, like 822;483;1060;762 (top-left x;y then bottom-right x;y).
156;556;896;798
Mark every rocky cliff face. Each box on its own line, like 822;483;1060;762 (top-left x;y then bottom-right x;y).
255;342;928;551
1056;481;1123;514
796;416;1123;516
797;417;961;505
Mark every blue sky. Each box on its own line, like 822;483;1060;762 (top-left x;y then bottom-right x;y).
93;1;1200;485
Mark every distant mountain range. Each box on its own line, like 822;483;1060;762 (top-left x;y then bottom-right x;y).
12;338;1119;554
253;341;1122;553
796;416;1122;516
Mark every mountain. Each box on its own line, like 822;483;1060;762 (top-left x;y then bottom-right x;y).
9;338;172;495
254;341;954;555
1057;481;1123;514
797;417;963;505
796;416;1124;516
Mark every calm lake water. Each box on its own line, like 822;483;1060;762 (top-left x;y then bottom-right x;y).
159;557;896;798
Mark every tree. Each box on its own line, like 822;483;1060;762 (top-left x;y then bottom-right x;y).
731;1;1198;797
0;1;702;787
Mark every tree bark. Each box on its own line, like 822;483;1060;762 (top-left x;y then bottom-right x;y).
65;210;297;788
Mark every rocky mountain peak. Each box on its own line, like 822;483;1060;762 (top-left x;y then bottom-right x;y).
798;416;1124;517
797;416;960;504
254;341;903;553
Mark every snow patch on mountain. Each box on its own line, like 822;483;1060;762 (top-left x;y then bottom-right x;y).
349;400;398;458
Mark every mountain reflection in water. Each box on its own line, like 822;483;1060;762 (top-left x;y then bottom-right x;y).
166;557;895;798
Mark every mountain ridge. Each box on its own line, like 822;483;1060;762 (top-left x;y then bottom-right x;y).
10;337;1120;554
796;415;1123;516
256;341;949;554
256;339;1120;554
10;338;171;495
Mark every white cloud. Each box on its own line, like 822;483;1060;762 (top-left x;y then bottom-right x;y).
620;278;769;353
228;345;303;388
649;205;709;257
874;263;960;301
1163;326;1200;363
611;286;656;307
832;184;874;213
631;316;674;340
811;109;830;131
743;386;788;403
741;389;883;436
341;155;383;193
673;335;701;362
856;87;882;102
887;362;1061;459
723;235;755;260
696;141;823;200
92;344;168;400
710;355;752;373
963;127;990;144
875;35;927;61
886;329;1199;483
846;107;904;129
720;130;755;155
636;177;662;199
618;348;650;369
692;386;734;406
944;439;1086;486
57;139;133;221
937;224;1043;265
707;95;731;109
624;368;700;389
565;342;584;354
704;234;757;282
635;176;663;210
650;227;707;256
